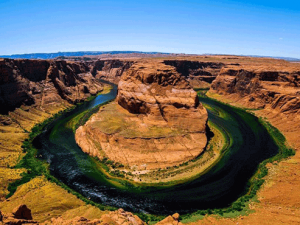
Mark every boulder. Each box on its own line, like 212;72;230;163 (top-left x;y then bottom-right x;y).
0;205;37;224
172;213;180;221
12;204;33;220
156;213;182;225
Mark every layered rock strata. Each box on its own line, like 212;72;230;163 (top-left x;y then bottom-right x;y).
211;66;300;113
0;58;103;114
90;59;133;83
45;208;145;225
76;61;208;170
164;60;224;87
65;57;227;87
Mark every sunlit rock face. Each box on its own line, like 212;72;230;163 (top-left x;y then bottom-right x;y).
76;60;208;170
211;66;300;112
116;61;207;131
0;58;103;114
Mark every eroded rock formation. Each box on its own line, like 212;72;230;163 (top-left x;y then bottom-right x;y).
64;56;227;87
0;58;103;114
90;59;133;83
211;65;300;113
116;61;207;131
0;58;104;200
76;60;208;170
1;206;146;225
44;208;145;225
164;60;224;87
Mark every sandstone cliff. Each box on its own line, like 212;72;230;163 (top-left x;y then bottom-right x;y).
64;56;227;87
44;208;145;225
164;60;224;87
0;58;103;114
210;65;300;113
90;59;133;83
200;57;300;225
76;61;208;170
0;58;104;201
0;205;147;225
117;61;208;131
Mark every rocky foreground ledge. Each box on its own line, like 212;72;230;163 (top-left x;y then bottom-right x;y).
76;60;208;170
0;204;37;224
0;205;182;225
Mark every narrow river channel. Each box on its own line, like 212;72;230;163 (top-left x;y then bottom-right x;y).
34;85;279;215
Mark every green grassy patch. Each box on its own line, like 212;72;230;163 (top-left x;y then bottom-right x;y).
6;106;76;198
6;90;118;212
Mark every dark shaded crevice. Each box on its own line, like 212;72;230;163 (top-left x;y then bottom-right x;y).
156;100;168;122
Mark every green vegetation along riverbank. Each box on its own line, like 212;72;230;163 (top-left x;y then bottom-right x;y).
6;86;295;223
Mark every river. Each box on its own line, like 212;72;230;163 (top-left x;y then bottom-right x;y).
34;85;278;215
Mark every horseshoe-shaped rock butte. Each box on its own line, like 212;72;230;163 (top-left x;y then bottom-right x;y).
75;60;208;170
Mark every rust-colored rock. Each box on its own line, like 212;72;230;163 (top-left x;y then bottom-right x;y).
116;61;207;131
164;60;224;87
172;213;180;221
44;208;145;225
12;204;33;220
76;61;208;170
0;58;103;114
156;213;182;225
91;59;133;83
1;205;37;224
211;66;300;114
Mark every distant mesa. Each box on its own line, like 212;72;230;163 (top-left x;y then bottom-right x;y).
1;51;299;62
0;51;172;60
75;60;208;170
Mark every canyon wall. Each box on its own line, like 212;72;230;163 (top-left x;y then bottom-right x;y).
201;58;300;225
75;58;225;87
0;58;103;114
1;57;225;115
164;60;224;87
210;65;300;114
0;58;104;203
90;59;134;83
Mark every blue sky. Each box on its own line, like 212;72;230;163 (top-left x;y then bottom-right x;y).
0;0;299;57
